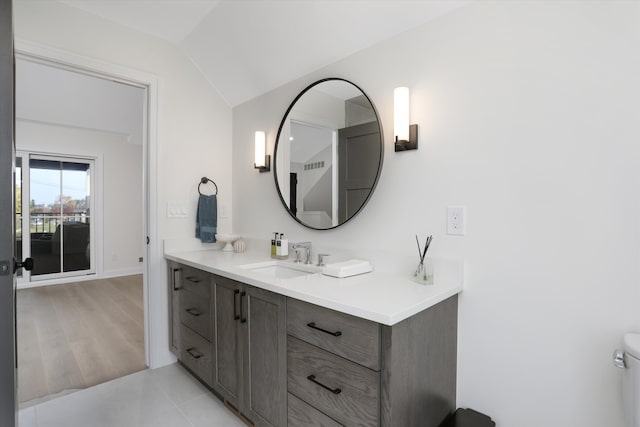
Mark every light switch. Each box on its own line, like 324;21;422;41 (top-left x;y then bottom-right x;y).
167;201;189;218
447;206;465;235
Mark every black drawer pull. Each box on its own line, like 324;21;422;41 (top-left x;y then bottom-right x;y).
186;347;203;359
185;276;201;283
307;322;342;337
307;375;341;395
172;268;181;291
240;291;247;324
185;308;201;317
233;289;240;320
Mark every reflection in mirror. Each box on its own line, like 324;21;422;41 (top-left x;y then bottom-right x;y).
274;78;383;230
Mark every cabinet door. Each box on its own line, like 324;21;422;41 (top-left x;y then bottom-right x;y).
168;262;181;355
212;275;242;407
243;285;287;427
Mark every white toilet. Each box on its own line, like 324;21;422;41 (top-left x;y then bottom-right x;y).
615;333;640;427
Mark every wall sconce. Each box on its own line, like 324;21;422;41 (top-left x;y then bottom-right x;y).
394;86;418;152
254;131;270;172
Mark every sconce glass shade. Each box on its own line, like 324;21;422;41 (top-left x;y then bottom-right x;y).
394;87;410;142
254;131;270;172
255;131;265;166
393;86;418;151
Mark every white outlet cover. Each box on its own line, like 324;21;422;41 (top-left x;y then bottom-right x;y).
219;204;228;218
447;206;465;235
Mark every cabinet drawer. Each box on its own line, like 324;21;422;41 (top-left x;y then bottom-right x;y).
288;336;379;427
288;393;343;427
287;298;380;370
180;265;211;298
180;289;212;341
180;324;213;387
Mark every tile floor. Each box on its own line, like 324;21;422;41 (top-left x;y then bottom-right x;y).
18;363;246;427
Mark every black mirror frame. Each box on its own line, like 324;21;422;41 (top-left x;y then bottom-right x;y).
273;77;384;230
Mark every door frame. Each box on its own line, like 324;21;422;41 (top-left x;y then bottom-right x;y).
0;0;17;425
15;39;170;369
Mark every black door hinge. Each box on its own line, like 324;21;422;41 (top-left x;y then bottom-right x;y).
0;261;10;276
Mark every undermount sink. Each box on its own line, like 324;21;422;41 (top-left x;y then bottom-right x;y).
238;260;321;279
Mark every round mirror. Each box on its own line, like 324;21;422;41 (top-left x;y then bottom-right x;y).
274;78;384;230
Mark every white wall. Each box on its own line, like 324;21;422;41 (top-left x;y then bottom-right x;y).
14;0;234;243
17;120;143;276
16;58;145;146
233;1;640;426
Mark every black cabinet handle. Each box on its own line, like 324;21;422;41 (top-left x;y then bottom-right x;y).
185;276;201;283
186;347;203;359
233;289;240;320
240;291;247;323
307;322;342;337
307;375;341;394
172;268;181;291
185;308;201;317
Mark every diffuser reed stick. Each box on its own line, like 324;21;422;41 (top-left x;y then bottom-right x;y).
414;235;434;284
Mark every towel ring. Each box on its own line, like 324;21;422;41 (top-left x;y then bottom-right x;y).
198;177;218;196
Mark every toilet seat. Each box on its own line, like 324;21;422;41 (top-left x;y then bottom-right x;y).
624;333;640;360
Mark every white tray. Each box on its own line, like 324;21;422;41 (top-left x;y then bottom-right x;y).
322;259;373;278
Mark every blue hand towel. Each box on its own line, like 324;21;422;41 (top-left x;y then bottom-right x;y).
195;194;217;243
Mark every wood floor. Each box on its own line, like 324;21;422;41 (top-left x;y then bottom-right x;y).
16;275;146;405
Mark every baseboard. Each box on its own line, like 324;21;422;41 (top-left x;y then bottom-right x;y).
16;267;144;290
100;267;144;279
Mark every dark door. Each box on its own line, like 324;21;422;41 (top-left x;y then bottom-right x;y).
242;286;287;426
0;0;17;425
213;275;242;408
338;121;381;223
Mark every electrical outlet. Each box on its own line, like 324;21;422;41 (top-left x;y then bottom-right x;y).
219;204;228;218
447;206;465;235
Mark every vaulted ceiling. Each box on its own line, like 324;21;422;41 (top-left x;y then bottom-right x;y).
55;0;470;107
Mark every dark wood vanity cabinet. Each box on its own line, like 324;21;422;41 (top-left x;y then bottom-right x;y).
168;262;457;427
168;261;180;355
212;274;287;427
167;266;287;427
168;262;215;387
286;296;458;427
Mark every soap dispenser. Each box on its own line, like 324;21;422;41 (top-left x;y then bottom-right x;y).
279;234;288;257
272;233;288;260
276;233;283;257
271;232;278;258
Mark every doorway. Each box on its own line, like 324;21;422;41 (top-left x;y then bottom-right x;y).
14;54;149;405
289;121;338;228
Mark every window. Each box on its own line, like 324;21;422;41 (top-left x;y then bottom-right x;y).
16;153;95;282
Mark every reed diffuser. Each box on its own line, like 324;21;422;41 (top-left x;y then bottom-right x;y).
413;235;434;285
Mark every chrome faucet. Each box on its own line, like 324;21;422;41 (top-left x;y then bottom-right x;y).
317;253;330;267
291;242;312;264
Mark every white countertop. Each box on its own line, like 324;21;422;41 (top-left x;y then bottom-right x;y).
164;249;463;326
